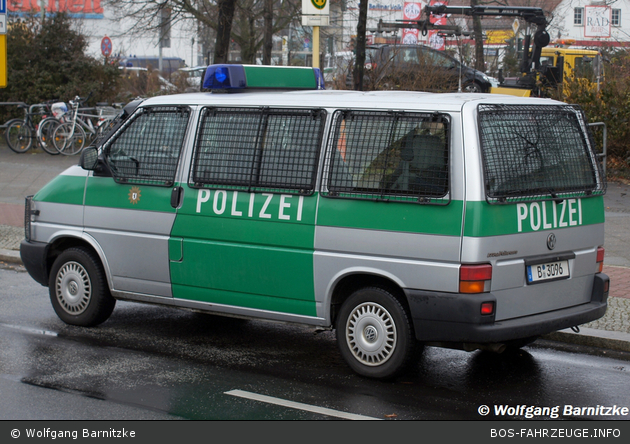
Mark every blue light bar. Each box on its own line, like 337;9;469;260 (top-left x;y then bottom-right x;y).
202;65;247;90
202;64;325;91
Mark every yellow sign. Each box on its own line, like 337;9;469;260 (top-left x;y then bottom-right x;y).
486;30;514;45
0;34;6;88
311;0;326;9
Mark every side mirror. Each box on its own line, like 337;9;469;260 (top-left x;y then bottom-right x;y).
80;147;99;171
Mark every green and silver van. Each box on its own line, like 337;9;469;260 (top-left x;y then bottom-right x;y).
21;64;609;379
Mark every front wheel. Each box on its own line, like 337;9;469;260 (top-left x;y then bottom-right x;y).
5;119;33;153
49;247;115;327
336;287;416;379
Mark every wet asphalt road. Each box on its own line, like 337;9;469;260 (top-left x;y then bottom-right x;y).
1;267;629;421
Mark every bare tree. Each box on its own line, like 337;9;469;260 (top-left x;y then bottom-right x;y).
107;0;300;65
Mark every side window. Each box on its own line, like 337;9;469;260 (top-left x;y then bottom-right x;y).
324;110;450;204
105;106;190;186
190;107;326;194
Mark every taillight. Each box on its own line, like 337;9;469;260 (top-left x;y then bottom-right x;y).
596;247;605;273
460;264;492;294
480;302;495;316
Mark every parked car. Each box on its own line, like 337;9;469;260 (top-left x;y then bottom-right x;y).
361;44;493;93
178;66;207;91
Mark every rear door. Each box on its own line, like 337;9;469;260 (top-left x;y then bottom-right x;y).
461;103;606;320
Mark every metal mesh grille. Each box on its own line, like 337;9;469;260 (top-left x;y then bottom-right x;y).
324;110;450;204
190;107;325;194
478;104;605;204
105;107;190;186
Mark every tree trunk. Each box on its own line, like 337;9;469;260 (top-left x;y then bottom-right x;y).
214;0;237;64
471;0;485;72
263;0;273;65
353;0;368;90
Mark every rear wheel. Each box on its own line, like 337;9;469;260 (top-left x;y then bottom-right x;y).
336;287;416;379
49;247;115;327
37;117;61;155
5;119;33;153
53;122;86;155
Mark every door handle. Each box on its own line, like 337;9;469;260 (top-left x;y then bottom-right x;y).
170;186;183;208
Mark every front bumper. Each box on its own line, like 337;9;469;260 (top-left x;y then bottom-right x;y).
20;239;50;286
405;273;609;343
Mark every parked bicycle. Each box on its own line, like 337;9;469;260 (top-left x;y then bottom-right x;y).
52;95;119;155
36;102;70;155
4;102;53;153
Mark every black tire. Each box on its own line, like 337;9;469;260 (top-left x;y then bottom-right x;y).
336;287;416;379
37;117;61;155
5;119;33;153
49;247;115;327
52;122;87;155
463;81;483;93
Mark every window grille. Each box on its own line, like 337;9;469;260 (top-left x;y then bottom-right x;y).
190;107;325;195
104;107;190;186
323;110;450;204
478;104;606;204
612;9;621;26
574;7;583;25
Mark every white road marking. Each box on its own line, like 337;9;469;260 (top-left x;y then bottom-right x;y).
224;389;382;420
0;322;58;337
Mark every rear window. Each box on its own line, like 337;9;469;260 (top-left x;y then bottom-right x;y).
478;104;606;204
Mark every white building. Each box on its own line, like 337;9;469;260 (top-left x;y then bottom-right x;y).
8;1;199;69
550;0;630;48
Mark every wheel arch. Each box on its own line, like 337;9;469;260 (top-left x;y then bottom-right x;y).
327;270;411;327
44;233;112;290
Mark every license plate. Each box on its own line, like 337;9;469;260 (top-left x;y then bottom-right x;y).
527;260;570;284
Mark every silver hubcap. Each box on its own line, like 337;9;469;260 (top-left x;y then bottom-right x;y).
56;261;91;315
346;302;397;366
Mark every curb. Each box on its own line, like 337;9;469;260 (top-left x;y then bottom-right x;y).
542;327;630;353
0;249;21;265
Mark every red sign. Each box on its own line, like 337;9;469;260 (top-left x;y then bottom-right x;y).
402;2;422;45
101;36;112;57
8;0;104;15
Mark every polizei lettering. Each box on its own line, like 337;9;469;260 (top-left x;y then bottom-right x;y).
196;189;304;221
516;199;583;233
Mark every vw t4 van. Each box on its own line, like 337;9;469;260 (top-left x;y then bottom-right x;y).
20;64;609;379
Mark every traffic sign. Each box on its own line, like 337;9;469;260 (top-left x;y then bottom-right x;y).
101;36;112;57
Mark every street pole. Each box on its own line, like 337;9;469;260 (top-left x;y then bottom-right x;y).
313;26;320;69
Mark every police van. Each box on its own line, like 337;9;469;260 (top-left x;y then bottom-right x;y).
20;64;609;379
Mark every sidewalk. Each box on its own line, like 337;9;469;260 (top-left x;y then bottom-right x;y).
1;148;630;353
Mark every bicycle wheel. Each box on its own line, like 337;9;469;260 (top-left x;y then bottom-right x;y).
37;117;61;155
52;122;87;156
5;119;33;153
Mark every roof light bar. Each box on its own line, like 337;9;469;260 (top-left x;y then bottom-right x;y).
202;64;325;91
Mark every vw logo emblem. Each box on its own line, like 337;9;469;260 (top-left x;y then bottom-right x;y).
547;233;556;250
364;325;378;343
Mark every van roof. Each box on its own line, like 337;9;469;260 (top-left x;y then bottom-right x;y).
140;90;564;113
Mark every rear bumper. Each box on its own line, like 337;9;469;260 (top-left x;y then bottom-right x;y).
405;273;609;343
